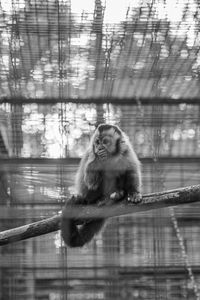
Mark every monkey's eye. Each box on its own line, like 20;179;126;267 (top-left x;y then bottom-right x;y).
102;137;110;145
95;138;100;145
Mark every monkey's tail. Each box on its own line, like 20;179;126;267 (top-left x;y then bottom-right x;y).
61;216;105;247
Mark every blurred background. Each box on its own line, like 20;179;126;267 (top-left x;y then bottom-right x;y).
0;0;200;299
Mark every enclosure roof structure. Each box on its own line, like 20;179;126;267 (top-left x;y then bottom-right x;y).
1;0;200;103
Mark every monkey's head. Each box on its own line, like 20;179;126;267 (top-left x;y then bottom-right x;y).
92;124;128;160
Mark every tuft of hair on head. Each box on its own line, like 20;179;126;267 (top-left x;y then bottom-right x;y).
97;124;121;135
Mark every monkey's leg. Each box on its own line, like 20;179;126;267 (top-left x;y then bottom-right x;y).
63;195;87;225
61;218;105;247
78;219;105;246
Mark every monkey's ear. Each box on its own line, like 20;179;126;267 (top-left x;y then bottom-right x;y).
119;134;129;154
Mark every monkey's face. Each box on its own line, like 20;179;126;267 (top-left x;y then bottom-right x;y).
93;127;121;160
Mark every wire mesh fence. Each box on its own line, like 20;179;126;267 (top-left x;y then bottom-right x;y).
0;0;200;299
1;0;200;101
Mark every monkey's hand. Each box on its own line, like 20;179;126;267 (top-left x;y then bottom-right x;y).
127;192;142;204
97;191;125;207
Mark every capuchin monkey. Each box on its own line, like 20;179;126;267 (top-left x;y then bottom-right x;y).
61;124;142;247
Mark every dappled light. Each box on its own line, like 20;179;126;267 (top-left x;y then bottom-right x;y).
0;0;200;100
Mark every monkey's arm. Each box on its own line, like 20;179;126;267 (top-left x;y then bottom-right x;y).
124;163;142;203
75;150;102;195
84;159;102;191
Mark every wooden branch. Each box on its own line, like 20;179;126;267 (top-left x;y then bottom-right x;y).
0;215;61;246
2;96;200;105
0;185;200;246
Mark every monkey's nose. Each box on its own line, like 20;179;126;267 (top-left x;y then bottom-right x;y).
98;145;104;151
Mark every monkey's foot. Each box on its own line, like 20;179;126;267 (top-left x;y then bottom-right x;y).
127;192;142;204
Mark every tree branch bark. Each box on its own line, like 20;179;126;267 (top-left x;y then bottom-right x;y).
0;184;200;246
